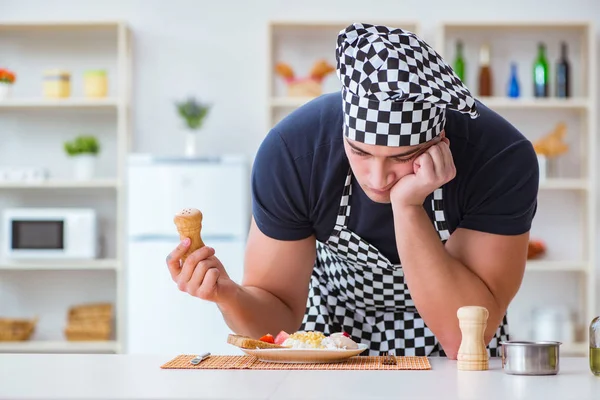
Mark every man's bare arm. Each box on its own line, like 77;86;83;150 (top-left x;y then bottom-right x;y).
217;219;316;338
392;205;527;358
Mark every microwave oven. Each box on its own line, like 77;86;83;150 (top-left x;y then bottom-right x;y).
2;208;99;259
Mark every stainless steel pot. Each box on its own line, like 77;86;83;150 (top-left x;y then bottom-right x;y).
500;341;561;375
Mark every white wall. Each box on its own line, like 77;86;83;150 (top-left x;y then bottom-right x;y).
2;0;600;342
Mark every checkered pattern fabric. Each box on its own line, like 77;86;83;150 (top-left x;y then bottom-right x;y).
432;188;450;242
336;23;478;146
300;170;509;357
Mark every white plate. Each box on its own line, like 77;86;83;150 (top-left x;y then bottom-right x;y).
240;343;368;363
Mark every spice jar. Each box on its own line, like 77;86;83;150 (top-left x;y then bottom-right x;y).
591;316;600;376
43;69;71;98
84;70;108;98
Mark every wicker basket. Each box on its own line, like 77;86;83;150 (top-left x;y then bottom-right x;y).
65;320;111;341
286;79;323;98
68;303;112;322
0;317;38;341
65;303;112;341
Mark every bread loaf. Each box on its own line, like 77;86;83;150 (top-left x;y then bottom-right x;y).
227;334;288;350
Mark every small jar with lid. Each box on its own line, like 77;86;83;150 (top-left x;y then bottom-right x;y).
83;70;108;98
43;69;71;98
591;316;600;376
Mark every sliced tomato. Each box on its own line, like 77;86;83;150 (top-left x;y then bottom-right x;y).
274;330;289;345
259;334;275;343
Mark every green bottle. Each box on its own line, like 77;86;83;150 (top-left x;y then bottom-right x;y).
591;316;600;376
533;43;549;97
454;40;466;82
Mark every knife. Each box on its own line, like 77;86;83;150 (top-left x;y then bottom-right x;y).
190;352;211;365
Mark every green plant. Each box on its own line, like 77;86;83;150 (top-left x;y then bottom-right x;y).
64;135;100;156
175;97;211;130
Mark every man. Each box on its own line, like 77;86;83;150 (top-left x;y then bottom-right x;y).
166;23;538;358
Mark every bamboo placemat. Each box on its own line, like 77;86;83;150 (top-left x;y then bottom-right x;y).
160;355;431;370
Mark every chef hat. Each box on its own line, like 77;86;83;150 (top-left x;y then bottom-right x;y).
336;23;479;147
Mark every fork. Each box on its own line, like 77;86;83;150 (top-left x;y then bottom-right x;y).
381;351;397;365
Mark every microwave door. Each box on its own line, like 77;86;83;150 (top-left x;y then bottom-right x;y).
12;220;65;250
6;219;66;259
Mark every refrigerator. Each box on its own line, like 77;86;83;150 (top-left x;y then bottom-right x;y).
125;154;249;355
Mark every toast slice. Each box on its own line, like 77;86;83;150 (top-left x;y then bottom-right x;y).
227;334;288;350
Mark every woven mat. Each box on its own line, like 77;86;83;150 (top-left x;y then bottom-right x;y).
160;355;431;370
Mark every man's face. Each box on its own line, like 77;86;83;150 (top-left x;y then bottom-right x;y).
343;132;444;204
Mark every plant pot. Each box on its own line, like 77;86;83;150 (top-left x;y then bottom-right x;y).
0;83;12;100
71;154;97;181
185;131;197;157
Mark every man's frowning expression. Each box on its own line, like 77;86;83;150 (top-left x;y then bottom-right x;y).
344;132;444;204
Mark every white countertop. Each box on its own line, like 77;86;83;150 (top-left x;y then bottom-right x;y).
0;354;598;399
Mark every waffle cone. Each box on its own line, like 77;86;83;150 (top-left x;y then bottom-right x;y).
173;208;206;262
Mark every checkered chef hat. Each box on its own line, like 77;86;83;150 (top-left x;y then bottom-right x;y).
336;23;479;146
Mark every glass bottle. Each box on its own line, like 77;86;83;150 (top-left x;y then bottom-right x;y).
454;40;466;82
478;44;492;97
507;62;520;98
591;316;600;376
533;42;549;97
556;42;570;98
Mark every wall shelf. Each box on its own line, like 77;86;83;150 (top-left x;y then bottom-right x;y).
539;179;589;190
0;340;119;353
0;21;126;30
0;179;119;189
480;97;589;110
526;260;588;272
0;259;120;271
270;96;590;110
0;98;120;109
270;96;316;108
437;21;591;30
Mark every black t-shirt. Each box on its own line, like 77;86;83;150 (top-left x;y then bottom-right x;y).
251;92;538;265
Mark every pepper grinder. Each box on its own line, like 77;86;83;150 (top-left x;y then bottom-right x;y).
173;208;205;263
457;306;489;371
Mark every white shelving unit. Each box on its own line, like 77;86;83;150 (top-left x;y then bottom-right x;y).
438;21;596;356
266;20;597;357
267;20;420;130
0;21;131;354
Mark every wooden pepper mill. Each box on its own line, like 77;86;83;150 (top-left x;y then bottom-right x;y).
173;208;205;263
457;306;489;371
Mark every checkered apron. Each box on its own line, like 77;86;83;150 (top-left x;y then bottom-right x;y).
300;170;509;356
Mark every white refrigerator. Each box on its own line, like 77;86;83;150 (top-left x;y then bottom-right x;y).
125;154;249;355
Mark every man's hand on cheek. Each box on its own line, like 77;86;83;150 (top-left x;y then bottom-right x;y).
390;137;456;208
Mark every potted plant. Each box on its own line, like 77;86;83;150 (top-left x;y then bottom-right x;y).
63;135;101;180
175;97;211;157
0;68;16;100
